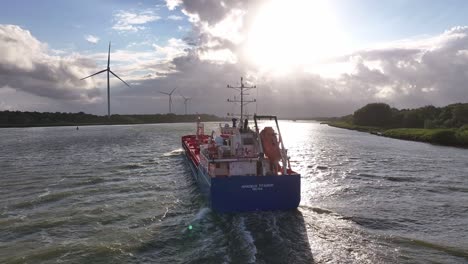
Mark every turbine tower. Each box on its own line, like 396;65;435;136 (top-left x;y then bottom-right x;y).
179;93;192;115
159;88;176;113
80;42;130;118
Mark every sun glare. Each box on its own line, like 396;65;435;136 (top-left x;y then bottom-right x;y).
246;0;347;73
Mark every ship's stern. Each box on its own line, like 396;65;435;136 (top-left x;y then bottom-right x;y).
210;174;301;212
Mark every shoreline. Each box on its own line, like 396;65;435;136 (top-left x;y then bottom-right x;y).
0;112;224;129
323;121;468;149
0;121;211;129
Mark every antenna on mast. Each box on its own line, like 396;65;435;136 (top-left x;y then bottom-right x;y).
227;77;256;121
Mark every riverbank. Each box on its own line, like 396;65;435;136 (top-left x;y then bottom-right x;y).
0;120;220;128
0;122;162;128
324;121;468;148
0;111;223;128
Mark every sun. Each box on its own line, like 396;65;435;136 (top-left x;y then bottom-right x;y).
245;0;347;73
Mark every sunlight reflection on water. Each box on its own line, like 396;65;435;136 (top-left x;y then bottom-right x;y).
0;122;467;263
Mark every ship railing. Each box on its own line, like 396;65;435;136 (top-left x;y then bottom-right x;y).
200;149;259;163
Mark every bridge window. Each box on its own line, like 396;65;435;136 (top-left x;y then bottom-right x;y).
242;138;254;145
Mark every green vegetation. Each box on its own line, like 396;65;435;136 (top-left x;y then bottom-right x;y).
324;103;468;148
357;103;468;129
322;121;384;133
0;111;223;128
383;128;455;145
354;103;393;126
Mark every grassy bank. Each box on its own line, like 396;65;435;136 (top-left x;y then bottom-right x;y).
323;121;384;133
325;121;468;148
383;127;468;147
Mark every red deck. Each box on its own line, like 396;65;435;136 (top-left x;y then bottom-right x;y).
181;134;210;167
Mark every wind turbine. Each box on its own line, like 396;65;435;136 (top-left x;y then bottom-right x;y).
179;93;192;115
159;88;176;113
80;42;130;118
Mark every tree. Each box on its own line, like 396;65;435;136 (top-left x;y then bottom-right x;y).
402;110;424;128
353;103;393;126
452;104;468;127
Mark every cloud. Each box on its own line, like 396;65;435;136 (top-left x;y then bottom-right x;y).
329;26;468;109
112;10;160;32
75;38;192;84
153;38;190;60
180;0;247;24
0;24;99;101
165;0;182;11
126;40;152;48
199;9;245;44
198;48;237;64
114;54;246;114
85;34;99;44
167;15;183;21
0;98;12;110
4;2;468;117
177;25;190;32
157;1;468;116
0;24;194;114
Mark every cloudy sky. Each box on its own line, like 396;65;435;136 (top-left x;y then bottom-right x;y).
1;0;468;117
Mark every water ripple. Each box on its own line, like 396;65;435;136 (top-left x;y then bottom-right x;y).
0;122;467;263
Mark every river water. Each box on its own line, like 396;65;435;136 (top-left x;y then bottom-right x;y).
0;121;467;263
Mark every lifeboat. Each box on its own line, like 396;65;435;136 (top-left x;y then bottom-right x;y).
260;127;282;174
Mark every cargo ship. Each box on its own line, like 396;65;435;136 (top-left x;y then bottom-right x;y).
181;78;301;212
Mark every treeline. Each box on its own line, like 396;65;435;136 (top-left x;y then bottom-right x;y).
0;111;223;127
343;103;468;129
327;102;468;147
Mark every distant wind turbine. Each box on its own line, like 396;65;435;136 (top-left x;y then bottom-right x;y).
159;88;176;113
80;42;130;118
179;93;192;115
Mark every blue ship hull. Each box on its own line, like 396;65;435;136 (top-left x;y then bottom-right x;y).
184;153;301;213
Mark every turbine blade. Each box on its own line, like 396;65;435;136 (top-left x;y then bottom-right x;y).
178;92;186;100
109;70;131;87
170;87;176;95
108;42;111;69
159;91;170;95
80;69;107;80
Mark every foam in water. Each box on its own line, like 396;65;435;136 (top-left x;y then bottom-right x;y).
183;207;211;230
159;207;169;221
38;189;51;198
192;207;211;222
162;148;184;157
234;216;257;263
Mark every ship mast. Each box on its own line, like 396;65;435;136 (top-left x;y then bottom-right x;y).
227;77;256;122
